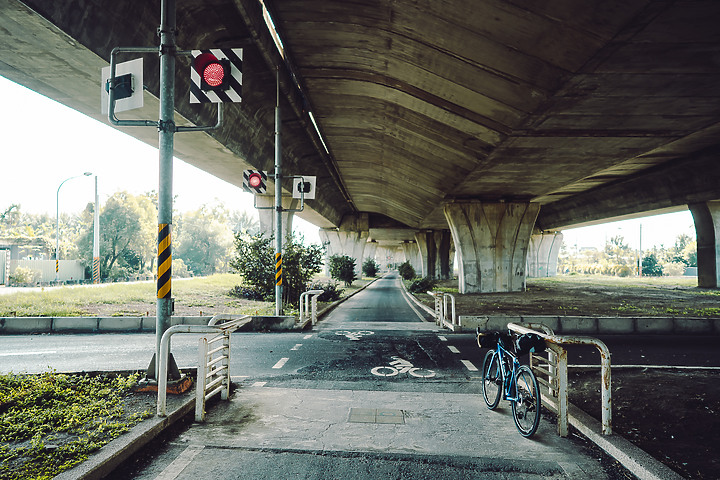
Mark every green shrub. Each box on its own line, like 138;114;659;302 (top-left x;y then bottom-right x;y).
306;280;344;302
408;276;437;293
397;261;415;281
8;266;40;285
230;233;324;305
362;258;379;277
329;255;356;286
228;285;265;301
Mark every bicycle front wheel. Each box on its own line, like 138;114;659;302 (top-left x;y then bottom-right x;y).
511;365;541;437
481;350;501;410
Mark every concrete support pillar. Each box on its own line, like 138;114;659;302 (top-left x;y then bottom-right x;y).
414;231;437;278
527;231;563;278
433;230;453;280
319;215;369;277
364;241;378;273
256;195;299;240
444;201;540;293
401;241;421;273
689;201;720;288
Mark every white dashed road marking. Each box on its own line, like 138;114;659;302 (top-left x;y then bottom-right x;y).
461;360;478;372
272;357;290;369
447;345;460;354
154;445;204;480
291;344;302;351
437;336;447;342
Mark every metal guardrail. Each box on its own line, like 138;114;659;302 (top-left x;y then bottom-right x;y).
299;289;324;326
507;322;612;436
157;314;251;420
427;291;456;328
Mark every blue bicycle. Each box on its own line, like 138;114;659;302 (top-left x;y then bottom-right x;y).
477;330;544;437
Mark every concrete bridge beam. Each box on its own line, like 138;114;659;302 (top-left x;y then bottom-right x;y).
527;231;563;278
444;201;540;293
689;201;720;288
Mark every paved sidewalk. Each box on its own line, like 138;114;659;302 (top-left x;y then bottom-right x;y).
114;384;616;479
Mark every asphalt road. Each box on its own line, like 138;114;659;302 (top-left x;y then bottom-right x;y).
1;273;711;479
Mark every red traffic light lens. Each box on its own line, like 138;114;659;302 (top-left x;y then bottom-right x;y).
202;62;225;87
194;53;229;90
248;173;263;188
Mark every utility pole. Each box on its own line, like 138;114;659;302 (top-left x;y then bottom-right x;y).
274;68;283;316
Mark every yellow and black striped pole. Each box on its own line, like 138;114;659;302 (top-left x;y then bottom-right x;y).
275;252;282;287
92;258;100;284
157;224;172;299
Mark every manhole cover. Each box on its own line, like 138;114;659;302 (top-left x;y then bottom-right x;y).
348;408;405;424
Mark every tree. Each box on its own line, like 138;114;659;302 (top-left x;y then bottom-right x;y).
398;261;416;281
642;253;663;276
230;233;324;305
229;210;260;236
329;254;356;286
604;235;632;265
362;257;379;277
174;205;234;276
230;233;274;298
76;191;156;278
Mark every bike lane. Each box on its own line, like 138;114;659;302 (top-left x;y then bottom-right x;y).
96;275;661;479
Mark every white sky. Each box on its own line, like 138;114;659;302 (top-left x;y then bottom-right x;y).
0;75;696;251
0;75;320;243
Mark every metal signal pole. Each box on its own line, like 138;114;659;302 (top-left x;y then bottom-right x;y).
274;67;283;316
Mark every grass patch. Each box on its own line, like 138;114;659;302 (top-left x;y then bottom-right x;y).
0;274;264;317
533;274;698;288
0;371;151;479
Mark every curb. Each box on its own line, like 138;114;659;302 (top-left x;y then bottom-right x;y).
542;395;684;480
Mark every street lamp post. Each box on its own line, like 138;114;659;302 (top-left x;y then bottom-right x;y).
55;172;92;283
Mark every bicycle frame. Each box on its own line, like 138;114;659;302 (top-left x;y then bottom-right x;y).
493;341;522;403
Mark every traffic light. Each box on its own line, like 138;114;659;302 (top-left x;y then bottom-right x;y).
243;170;268;194
193;52;231;92
190;49;243;104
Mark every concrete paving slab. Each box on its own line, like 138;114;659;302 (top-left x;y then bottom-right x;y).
171;385;612;478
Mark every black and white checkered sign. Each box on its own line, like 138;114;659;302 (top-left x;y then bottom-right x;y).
190;48;243;103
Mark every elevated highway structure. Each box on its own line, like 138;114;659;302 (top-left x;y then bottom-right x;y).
2;0;720;291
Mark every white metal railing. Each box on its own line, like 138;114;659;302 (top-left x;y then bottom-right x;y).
157;314;251;420
507;322;612;436
427;291;456;328
299;289;324;326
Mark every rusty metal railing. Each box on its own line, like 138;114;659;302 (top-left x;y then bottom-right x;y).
507;322;612;436
299;289;324;326
427;291;456;328
157;314;251;420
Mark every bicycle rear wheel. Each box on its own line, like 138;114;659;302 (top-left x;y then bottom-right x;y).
481;350;501;409
511;365;541;437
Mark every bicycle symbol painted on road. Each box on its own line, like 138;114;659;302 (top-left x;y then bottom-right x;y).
371;356;436;378
335;330;374;341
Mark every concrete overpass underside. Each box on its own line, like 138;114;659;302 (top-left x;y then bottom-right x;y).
2;0;720;291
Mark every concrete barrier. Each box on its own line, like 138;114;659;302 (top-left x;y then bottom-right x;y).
464;315;720;335
0;315;302;334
